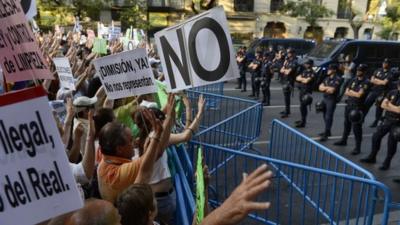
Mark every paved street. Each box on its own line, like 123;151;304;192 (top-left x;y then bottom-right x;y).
222;77;400;224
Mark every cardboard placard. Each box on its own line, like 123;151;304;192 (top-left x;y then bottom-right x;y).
93;48;156;99
155;6;239;91
53;57;75;91
0;0;52;82
0;87;83;225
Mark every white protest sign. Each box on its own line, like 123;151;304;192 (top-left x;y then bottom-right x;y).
53;57;75;91
49;100;67;124
0;0;52;83
155;6;239;92
20;0;36;20
93;48;156;99
0;87;83;225
108;26;121;41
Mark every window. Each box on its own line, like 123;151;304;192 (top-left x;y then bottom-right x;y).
337;0;352;19
360;45;377;59
234;0;254;12
312;0;322;5
270;0;284;13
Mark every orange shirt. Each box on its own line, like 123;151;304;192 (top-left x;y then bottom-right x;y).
97;154;142;203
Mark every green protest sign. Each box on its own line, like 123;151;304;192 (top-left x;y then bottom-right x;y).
93;38;107;54
196;147;205;224
155;80;184;118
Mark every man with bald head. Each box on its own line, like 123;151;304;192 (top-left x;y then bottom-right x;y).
66;199;121;225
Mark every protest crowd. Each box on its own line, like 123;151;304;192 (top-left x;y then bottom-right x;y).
0;26;273;225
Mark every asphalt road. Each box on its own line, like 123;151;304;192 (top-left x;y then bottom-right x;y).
219;77;400;224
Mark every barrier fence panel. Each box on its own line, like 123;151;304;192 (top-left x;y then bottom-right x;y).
190;82;224;95
188;142;397;225
268;119;375;180
186;90;263;151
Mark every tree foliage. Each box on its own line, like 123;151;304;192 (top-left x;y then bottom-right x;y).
280;1;334;27
119;0;148;30
379;2;400;39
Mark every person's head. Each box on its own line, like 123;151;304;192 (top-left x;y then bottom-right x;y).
287;48;295;58
255;51;262;60
93;108;115;137
98;122;134;159
327;64;338;76
67;199;121;225
383;58;390;69
116;184;157;225
304;59;314;69
356;64;368;77
73;96;97;119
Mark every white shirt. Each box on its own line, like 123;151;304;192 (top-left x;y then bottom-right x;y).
132;150;171;185
69;162;89;185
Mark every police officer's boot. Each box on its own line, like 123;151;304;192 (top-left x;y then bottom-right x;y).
351;144;361;155
379;157;392;171
360;153;377;164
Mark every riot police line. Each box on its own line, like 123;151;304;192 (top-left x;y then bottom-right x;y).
236;46;400;181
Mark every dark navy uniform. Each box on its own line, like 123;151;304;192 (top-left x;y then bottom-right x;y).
320;66;343;141
280;55;298;117
295;66;315;126
361;88;400;170
364;67;392;126
237;52;247;92
250;57;262;98
335;70;370;154
260;53;274;105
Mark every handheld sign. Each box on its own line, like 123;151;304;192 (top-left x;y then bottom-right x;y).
0;0;52;82
155;6;239;92
21;0;37;20
195;147;205;224
53;57;75;91
93;38;107;55
0;87;83;225
93;48;156;99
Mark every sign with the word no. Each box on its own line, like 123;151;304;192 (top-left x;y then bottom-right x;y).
155;6;239;92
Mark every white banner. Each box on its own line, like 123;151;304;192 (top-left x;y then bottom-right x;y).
21;0;37;20
93;48;156;99
155;6;239;92
53;57;75;91
0;87;83;225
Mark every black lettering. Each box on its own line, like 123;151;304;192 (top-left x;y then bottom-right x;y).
19;123;35;157
4;175;18;207
49;170;62;193
30;121;44;145
160;28;191;89
9;126;22;151
188;17;230;81
18;171;31;202
27;167;47;199
41;173;53;196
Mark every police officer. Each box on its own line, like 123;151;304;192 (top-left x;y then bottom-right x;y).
318;64;343;141
236;47;247;92
334;64;370;155
364;58;393;128
360;81;400;170
260;52;274;106
248;52;262;99
295;59;315;128
280;48;298;118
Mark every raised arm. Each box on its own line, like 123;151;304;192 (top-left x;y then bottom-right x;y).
81;110;96;181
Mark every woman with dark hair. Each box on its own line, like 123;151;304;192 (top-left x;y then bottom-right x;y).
132;94;205;225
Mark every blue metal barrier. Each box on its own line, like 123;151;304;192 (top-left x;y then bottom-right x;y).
186;90;263;151
188;141;399;225
190;82;224;95
268;119;374;179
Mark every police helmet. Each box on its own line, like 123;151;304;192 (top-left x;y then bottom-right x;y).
287;48;295;54
349;109;364;124
383;58;390;64
357;64;368;72
301;93;313;106
391;126;400;142
328;63;338;71
304;59;314;66
315;101;326;113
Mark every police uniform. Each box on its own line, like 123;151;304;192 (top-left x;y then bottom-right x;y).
361;88;400;170
237;51;247;92
249;57;262;99
260;53;274;105
364;65;392;127
280;55;298;117
334;66;370;155
320;66;343;141
295;64;315;127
